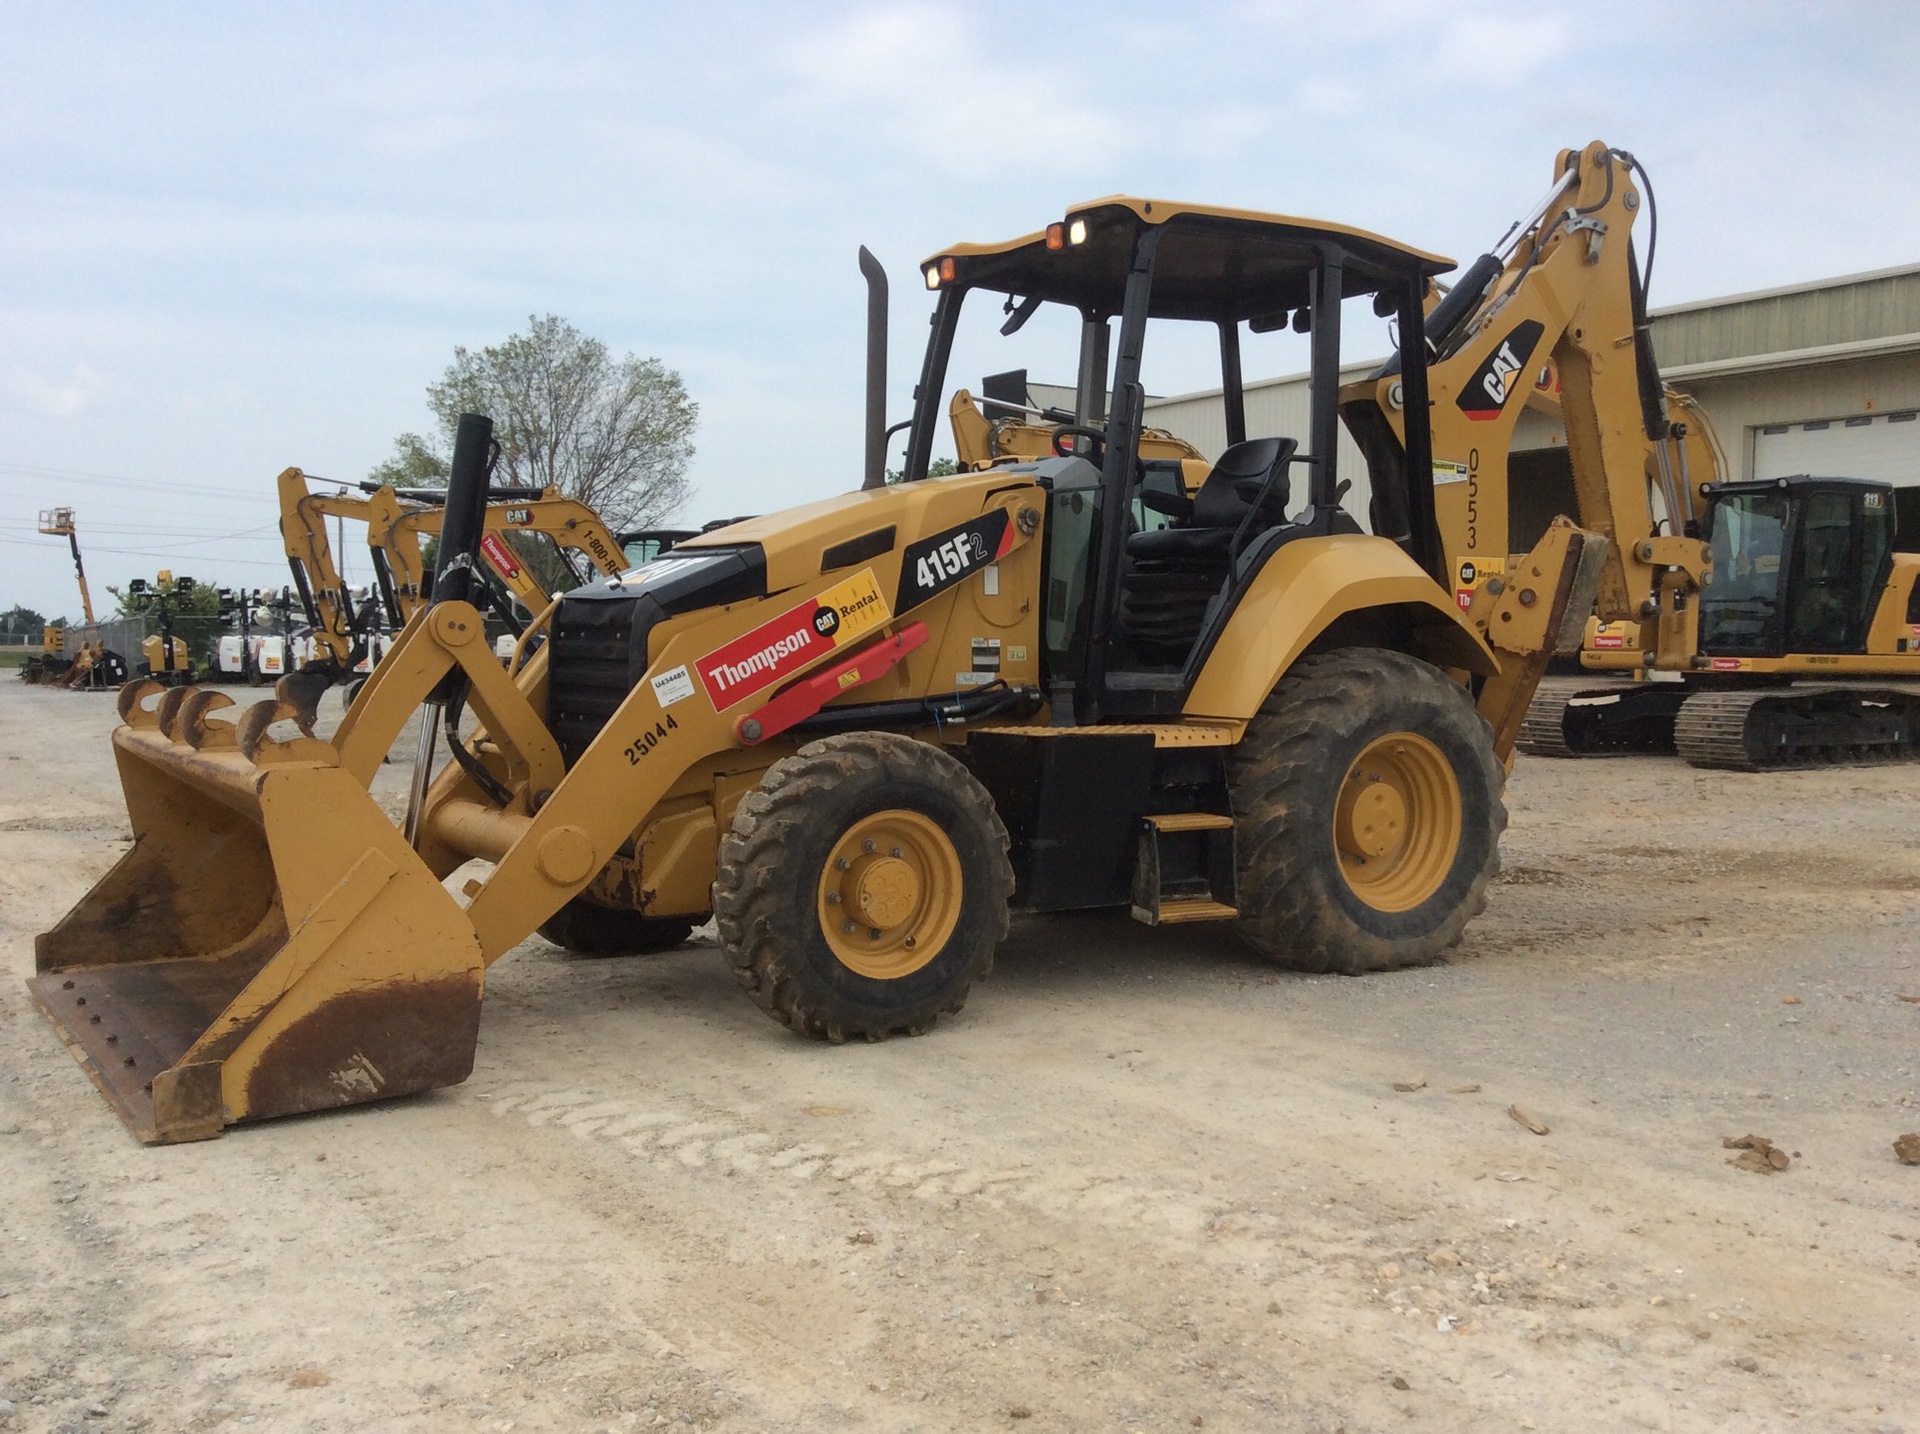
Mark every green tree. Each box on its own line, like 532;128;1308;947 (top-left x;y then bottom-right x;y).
367;432;449;489
0;604;46;638
372;314;698;532
884;457;960;484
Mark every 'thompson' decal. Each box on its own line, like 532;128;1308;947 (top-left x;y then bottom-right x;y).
1456;320;1545;422
694;567;890;708
895;510;1015;612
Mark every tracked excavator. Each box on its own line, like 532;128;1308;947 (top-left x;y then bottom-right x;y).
1519;461;1920;767
38;143;1677;1144
273;470;629;712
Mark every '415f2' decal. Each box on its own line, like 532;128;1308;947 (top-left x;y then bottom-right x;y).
895;509;1015;612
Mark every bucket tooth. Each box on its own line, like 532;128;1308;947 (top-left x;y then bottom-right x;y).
275;670;330;733
156;685;201;741
117;678;167;727
237;696;332;764
178;689;240;751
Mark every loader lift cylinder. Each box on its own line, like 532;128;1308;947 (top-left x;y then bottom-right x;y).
432;413;497;612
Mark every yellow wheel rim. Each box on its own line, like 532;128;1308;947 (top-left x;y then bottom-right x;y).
1334;732;1462;913
817;809;963;979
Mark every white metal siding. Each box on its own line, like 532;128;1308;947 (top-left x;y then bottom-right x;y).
1752;410;1920;484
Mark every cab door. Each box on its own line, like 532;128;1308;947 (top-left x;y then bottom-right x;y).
1782;488;1892;654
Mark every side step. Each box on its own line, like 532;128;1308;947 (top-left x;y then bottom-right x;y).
1130;812;1238;926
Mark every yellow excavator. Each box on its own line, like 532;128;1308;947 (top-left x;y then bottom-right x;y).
1518;434;1920;767
273;470;630;711
38;142;1680;1143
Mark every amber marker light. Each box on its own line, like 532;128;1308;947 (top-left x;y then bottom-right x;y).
1045;223;1065;251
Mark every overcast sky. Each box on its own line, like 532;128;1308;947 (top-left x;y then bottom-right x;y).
4;0;1918;617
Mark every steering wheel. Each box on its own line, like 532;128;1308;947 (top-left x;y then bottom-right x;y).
1051;424;1107;461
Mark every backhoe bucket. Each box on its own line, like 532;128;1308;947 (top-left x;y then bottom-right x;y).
30;690;483;1144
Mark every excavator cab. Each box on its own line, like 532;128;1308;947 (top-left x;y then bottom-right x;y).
1698;476;1895;657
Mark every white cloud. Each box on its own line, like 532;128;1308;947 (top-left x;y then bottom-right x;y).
1431;15;1573;87
779;6;1125;180
5;363;101;418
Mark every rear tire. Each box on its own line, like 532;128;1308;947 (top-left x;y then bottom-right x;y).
713;731;1012;1042
1230;647;1504;974
538;899;699;957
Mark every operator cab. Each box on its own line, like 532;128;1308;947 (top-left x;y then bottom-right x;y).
902;197;1454;720
1698;475;1898;657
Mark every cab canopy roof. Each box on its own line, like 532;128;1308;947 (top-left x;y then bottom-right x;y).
924;196;1455;325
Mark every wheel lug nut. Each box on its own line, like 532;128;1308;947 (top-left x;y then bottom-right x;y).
868;928;882;939
862;839;876;853
834;857;850;871
904;936;916;949
890;847;903;858
826;892;840;905
842;920;857;934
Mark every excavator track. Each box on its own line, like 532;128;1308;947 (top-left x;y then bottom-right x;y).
1517;695;1577;757
1518;683;1686;758
1673;685;1920;771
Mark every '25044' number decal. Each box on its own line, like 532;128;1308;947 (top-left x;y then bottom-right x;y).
624;713;679;764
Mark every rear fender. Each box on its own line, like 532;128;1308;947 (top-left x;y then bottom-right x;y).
1183;535;1495;723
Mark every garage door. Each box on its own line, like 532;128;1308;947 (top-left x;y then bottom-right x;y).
1753;411;1920;483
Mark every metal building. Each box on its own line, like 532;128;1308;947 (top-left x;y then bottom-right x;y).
1135;263;1920;547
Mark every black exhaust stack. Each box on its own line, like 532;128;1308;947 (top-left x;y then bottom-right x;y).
860;246;888;490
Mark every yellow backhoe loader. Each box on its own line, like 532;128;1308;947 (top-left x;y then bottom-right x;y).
38;145;1675;1143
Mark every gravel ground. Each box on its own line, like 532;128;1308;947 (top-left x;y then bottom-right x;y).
2;679;1917;1433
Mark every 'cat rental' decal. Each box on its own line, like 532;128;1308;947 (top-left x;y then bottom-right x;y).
695;568;891;709
896;510;1015;612
1456;320;1545;422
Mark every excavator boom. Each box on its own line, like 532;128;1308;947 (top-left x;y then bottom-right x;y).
273;469;630;697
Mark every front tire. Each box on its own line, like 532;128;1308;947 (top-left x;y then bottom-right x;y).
1231;648;1505;974
713;731;1013;1042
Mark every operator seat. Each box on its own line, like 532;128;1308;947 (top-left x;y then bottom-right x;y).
1120;437;1292;663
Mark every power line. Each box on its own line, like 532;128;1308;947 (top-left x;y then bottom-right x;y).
0;460;284;505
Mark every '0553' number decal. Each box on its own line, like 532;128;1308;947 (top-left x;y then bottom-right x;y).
624;712;679;764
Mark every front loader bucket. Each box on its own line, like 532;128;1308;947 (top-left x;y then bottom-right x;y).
31;689;483;1143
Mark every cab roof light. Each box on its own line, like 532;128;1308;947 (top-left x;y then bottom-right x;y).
1068;218;1088;246
924;255;956;290
1045;223;1064;251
